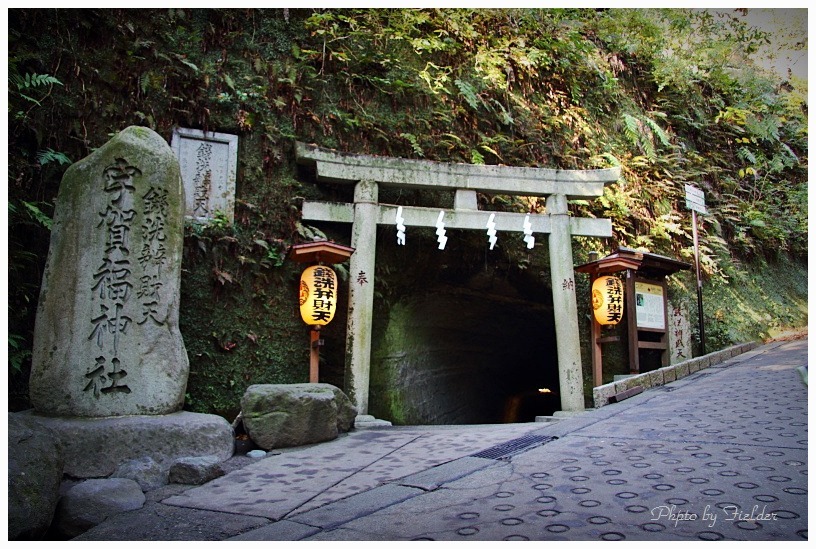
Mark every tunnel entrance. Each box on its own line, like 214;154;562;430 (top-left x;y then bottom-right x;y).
369;277;561;425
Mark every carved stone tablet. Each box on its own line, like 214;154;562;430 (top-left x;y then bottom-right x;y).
668;300;693;364
170;127;237;224
30;126;189;417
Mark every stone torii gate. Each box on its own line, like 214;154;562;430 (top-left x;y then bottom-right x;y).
296;142;620;415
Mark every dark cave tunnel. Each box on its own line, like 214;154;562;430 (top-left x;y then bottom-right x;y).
317;225;567;426
368;285;562;425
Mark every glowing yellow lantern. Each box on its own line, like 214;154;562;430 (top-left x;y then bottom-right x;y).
592;275;624;325
299;265;338;326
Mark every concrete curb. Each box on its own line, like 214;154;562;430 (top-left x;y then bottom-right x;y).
592;341;760;409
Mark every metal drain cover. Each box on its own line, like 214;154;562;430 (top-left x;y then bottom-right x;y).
472;434;558;461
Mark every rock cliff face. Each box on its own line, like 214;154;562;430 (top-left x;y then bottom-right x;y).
369;283;561;425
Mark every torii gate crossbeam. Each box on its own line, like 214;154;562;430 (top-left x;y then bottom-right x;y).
296;142;620;416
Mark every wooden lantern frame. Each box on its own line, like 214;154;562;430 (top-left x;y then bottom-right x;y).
576;247;691;387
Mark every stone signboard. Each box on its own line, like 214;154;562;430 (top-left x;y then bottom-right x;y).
668;300;693;364
30;126;189;417
170;127;237;224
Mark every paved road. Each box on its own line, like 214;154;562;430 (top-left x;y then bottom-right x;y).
78;337;808;541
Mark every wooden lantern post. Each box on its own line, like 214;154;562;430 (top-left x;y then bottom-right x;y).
289;240;355;383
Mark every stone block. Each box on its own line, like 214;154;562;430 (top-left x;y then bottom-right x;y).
730;344;743;357
8;413;64;540
675;362;690;379
710;350;729;366
648;369;664;387
397;457;495;492
169;456;225;485
241;383;357;450
612;378;630;394
56;478;145;538
229;520;321;541
687;358;701;373
659;366;677;383
614;376;640;394
294;484;424;529
19;411;233;478
171;127;238;224
593;382;617;408
354;414;393;429
113;457;167;492
636;372;654;389
668;300;692;364
698;354;711;369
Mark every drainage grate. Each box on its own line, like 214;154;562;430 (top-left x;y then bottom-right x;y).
471;434;558;461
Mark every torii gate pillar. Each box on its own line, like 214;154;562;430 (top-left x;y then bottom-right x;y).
547;194;585;412
346;180;378;413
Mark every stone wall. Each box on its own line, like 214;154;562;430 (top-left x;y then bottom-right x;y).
592;342;760;408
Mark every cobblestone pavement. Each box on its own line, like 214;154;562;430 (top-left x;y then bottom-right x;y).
78;338;807;541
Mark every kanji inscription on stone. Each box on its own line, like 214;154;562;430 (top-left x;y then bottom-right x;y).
31;126;189;417
171;127;237;224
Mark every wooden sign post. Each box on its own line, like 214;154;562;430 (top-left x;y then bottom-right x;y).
685;184;708;355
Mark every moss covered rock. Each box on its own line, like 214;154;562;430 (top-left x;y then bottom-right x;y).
241;383;356;449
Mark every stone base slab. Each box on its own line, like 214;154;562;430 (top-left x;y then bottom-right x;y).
17;410;233;478
354;414;393;429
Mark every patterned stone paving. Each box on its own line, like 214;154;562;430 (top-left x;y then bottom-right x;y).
164;422;545;519
297;340;808;541
151;340;807;542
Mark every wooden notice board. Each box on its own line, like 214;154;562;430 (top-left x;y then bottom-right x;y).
576;248;691;387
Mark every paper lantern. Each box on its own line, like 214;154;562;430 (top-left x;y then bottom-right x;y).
299;265;338;326
592;276;624;325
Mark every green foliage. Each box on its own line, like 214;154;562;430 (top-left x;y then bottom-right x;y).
9;71;62;110
8;334;31;374
19;201;53;231
699;255;808;348
6;8;807;415
35;148;71;167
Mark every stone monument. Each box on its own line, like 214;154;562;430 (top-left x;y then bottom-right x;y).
170;127;238;224
14;129;233;533
31;126;189;417
12;127;235;538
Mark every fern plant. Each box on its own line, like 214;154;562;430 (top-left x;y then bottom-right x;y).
9;72;62;107
36;148;71;167
621;112;673;160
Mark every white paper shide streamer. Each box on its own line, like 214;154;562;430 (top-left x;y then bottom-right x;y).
486;213;497;250
435;210;447;250
523;214;535;249
395;206;406;245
